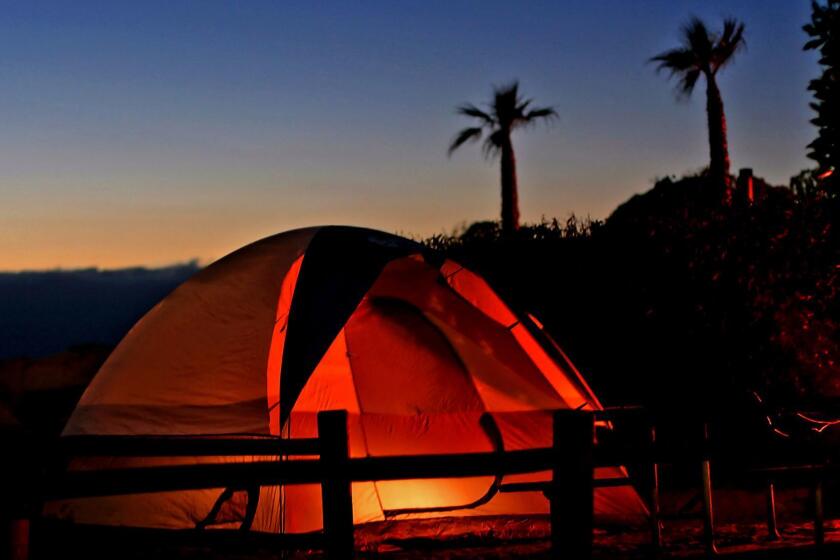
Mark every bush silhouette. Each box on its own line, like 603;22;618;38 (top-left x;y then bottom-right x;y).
424;174;840;423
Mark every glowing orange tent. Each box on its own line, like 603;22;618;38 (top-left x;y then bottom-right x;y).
48;226;646;532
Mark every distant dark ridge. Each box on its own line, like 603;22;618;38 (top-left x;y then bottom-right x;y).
0;262;200;359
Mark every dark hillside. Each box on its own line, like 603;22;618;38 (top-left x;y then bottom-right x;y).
0;263;199;360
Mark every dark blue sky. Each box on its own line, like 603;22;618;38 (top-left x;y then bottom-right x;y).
0;1;819;269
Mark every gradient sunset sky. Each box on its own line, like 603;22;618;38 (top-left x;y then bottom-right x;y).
1;1;819;270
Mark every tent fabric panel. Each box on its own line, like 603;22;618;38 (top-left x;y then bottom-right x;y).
283;410;385;531
371;478;645;525
489;411;617;452
368;257;564;410
280;484;321;534
46;485;279;532
252;485;282;533
510;324;594;411
528;324;605;410
439;259;596;410
44;489;226;530
594;486;650;525
280;482;384;534
285;411;369;459
280;324;359;416
286;411;498;527
490;410;554;450
427;319;566;412
45;456;284;532
374;477;499;514
439;260;519;327
267;255;305;435
344;298;484;416
279;228;424;425
64;227;318;437
64;400;269;436
356;412;493;457
490;411;649;521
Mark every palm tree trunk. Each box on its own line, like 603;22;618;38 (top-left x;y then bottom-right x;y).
705;74;732;199
500;135;520;235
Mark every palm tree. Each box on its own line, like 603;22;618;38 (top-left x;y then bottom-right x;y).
651;17;746;194
448;82;556;234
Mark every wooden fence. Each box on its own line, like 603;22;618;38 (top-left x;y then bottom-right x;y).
5;408;839;559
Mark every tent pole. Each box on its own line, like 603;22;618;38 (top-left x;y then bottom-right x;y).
550;409;594;560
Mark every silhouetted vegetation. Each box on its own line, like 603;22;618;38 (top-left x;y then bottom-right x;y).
448;82;556;236
804;0;840;192
651;17;746;196
424;174;840;420
435;12;837;433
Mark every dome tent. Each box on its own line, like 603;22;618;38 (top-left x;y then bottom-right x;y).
48;226;646;533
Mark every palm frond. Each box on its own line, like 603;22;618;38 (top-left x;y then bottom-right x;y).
651;16;744;97
683;17;713;62
447;127;483;156
481;129;506;159
456;103;495;125
449;80;553;158
501;81;519;100
650;47;698;74
711;19;746;73
524;106;557;122
720;18;742;43
493;81;522;123
678;68;702;97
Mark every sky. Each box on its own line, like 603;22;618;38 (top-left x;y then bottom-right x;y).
0;0;820;270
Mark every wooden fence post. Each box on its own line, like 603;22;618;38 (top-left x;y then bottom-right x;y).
648;424;662;550
5;519;29;560
318;410;354;560
701;423;717;557
765;483;780;540
550;409;594;560
814;477;824;546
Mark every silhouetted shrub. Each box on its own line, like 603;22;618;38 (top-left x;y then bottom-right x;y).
424;174;840;421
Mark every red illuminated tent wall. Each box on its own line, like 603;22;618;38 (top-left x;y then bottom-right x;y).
47;226;647;532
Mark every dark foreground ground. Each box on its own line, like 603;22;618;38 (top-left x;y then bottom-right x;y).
356;517;840;559
23;516;840;559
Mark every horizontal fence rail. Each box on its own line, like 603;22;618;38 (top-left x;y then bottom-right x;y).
59;435;321;457
45;460;321;499
45;448;564;500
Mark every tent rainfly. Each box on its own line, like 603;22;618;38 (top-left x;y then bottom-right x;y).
48;226;647;533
